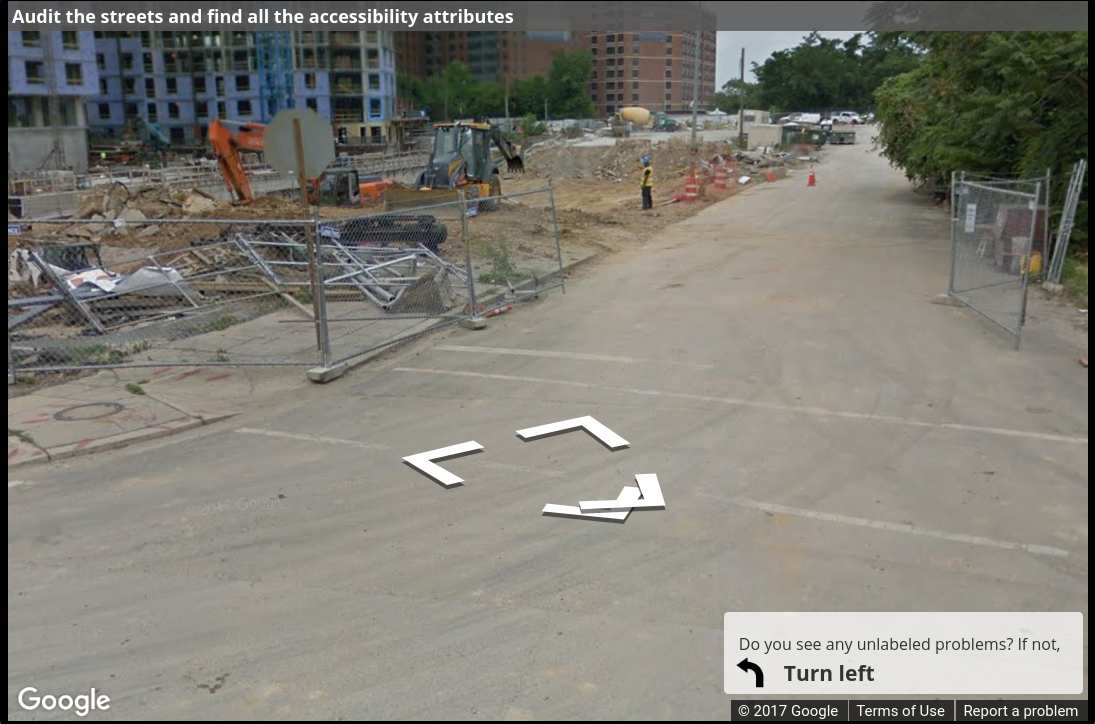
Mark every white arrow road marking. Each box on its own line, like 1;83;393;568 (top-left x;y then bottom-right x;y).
516;416;629;451
403;441;483;488
543;485;642;522
581;474;664;511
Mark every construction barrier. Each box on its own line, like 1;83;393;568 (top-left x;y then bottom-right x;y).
682;175;699;202
712;165;728;190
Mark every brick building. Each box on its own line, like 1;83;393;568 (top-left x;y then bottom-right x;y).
574;28;717;118
395;31;571;84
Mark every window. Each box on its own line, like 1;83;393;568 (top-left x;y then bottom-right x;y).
368;74;380;91
305;73;316;90
22;31;41;47
606;34;615;42
124;103;138;118
590;82;597;90
98;104;111;120
591;48;597;56
632;57;639;67
168;103;180;120
632;81;639;90
368;98;382;119
62;31;80;50
665;70;672;79
236;75;250;91
196;101;209;117
666;59;673;67
632;93;639;102
238;100;252;115
590;36;598;44
306;98;317;110
606;70;615;78
143;53;154;73
122;53;135;70
99;79;108;94
97;54;106;70
666;81;673;89
666;47;673;55
147;103;158;121
216;101;227;118
65;63;83;85
194;77;207;94
145;79;155;97
166;78;178;94
606;93;615;101
606;47;615;55
123;78;136;94
632;70;639;78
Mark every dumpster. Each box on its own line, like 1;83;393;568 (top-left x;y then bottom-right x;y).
830;129;856;145
781;126;828;149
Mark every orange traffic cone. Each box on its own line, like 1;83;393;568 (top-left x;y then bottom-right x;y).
765;169;776;183
807;166;816;187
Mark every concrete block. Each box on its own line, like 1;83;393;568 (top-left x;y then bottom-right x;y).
461;317;488;330
1042;282;1065;295
931;293;967;307
307;363;348;383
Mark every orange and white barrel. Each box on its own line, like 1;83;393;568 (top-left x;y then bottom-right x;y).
713;165;728;190
683;175;699;201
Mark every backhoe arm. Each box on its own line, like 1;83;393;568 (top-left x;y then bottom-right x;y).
488;125;524;174
208;119;267;203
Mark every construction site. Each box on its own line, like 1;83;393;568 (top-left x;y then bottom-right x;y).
9;112;827;380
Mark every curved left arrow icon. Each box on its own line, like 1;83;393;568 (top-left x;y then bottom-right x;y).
403;441;483;488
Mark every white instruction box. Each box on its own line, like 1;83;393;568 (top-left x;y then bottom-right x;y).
725;612;1083;695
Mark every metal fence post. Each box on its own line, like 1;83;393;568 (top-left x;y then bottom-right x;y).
8;330;15;385
548;176;566;294
459;190;477;317
948;170;959;296
312;206;332;367
1016;181;1042;350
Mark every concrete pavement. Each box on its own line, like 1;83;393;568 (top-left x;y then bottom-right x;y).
9;141;1088;720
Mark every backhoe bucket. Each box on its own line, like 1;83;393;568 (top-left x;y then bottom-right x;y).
506;155;525;174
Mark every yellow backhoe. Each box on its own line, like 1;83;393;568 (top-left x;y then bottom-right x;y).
387;120;524;211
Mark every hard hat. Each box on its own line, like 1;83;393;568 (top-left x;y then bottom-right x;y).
642;157;650;165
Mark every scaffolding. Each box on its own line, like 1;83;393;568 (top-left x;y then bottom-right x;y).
256;31;295;122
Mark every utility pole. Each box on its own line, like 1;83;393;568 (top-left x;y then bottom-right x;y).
504;73;510;133
737;48;746;149
690;2;702;150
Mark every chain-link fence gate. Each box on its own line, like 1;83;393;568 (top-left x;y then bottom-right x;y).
948;171;1045;349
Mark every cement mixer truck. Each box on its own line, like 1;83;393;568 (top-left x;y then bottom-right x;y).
609;108;679;137
610;107;653;137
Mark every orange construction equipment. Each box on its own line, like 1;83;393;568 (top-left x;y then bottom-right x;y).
713;165;728;190
807;166;816;187
207;118;393;207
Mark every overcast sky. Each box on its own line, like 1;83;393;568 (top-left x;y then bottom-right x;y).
715;31;860;88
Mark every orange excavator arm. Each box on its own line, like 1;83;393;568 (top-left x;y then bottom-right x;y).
208;118;267;203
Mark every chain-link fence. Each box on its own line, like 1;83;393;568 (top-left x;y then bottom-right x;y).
8;184;564;376
948;171;1045;349
304;186;565;366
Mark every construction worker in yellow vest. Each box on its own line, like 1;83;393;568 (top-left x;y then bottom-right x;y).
640;156;653;210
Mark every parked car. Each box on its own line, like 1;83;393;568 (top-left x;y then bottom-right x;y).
832;111;862;125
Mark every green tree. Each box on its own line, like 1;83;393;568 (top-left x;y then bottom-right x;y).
515;75;548;118
873;31;1088;249
546;50;596;119
708;79;761;113
751;32;918;113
